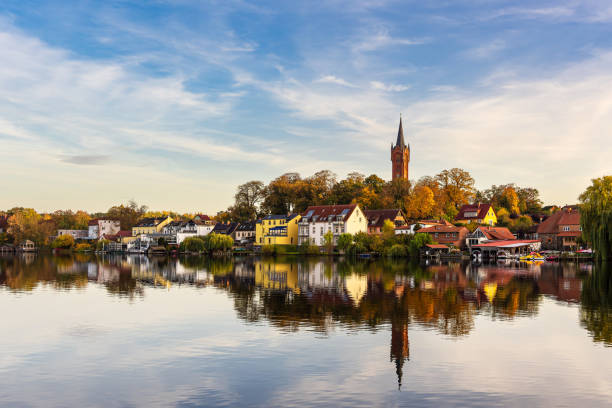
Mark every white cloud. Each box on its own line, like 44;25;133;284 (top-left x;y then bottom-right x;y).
315;75;356;87
370;81;409;92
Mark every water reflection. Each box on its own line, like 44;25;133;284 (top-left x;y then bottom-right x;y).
1;254;611;406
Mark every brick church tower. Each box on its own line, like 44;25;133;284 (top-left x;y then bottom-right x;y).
391;116;410;180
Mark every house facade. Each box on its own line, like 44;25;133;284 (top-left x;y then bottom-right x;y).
298;204;368;246
132;216;172;236
175;219;215;244
536;206;582;250
235;221;256;244
364;209;406;235
418;224;469;249
455;203;497;226
256;215;301;246
466;226;515;249
88;219;121;239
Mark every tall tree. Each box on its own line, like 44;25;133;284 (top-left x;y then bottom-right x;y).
579;176;612;261
234;181;265;220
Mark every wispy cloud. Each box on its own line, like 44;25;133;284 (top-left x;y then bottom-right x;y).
464;39;506;59
60;155;111;165
370;81;409;92
352;28;427;52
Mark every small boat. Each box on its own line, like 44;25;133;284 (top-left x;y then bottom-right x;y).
520;252;545;261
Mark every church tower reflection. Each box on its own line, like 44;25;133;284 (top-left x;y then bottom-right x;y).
390;316;409;389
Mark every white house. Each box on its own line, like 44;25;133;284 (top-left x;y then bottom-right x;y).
88;219;120;239
298;204;368;246
176;219;215;244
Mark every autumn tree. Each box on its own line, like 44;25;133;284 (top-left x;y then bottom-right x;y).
435;168;475;213
106;200;147;230
261;173;301;215
7;208;50;245
405;185;435;219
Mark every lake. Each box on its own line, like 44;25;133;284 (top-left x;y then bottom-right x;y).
0;254;610;407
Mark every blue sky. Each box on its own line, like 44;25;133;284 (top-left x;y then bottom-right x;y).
1;0;611;213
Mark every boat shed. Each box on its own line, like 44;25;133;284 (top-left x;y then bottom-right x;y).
471;240;541;260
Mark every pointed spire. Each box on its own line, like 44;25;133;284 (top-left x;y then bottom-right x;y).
395;114;406;149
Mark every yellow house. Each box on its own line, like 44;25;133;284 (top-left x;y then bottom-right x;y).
255;214;301;246
132;216;173;236
455;203;497;226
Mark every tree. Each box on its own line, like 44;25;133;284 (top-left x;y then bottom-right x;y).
337;233;353;253
106;200;147;230
499;186;520;215
435;168;475;211
405;185;435;219
323;231;334;254
408;232;433;258
52;234;75;249
233;181;265;221
579;176;612;261
261;173;301;214
382;178;412;211
7;208;49;245
181;237;206;253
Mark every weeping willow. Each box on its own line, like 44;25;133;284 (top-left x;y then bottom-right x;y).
579;176;612;261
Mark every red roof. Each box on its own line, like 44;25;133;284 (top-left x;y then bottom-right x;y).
537;207;580;234
455;203;493;221
88;218;99;226
195;214;211;221
364;209;403;228
301;204;358;222
426;244;449;249
476;226;515;240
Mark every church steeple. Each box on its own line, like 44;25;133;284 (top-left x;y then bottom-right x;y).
396;115;406;149
391;115;410;180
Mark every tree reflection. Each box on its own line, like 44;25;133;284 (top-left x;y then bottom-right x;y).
581;263;612;346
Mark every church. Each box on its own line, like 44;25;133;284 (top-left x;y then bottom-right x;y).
391;116;410;180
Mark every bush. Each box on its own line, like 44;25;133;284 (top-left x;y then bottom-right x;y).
52;234;75;249
261;244;276;256
204;233;234;252
347;242;367;256
75;243;92;252
96;239;111;250
306;244;321;255
182;237;206;252
387;244;408;258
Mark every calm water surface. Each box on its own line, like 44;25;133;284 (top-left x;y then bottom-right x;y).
1;254;611;407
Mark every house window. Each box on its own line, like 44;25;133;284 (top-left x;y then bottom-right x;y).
563;226;570;232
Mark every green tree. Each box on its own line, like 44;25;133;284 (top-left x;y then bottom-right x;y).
579;175;612;261
408;232;433;258
181;237;206;253
337;233;353;253
323;231;334;254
